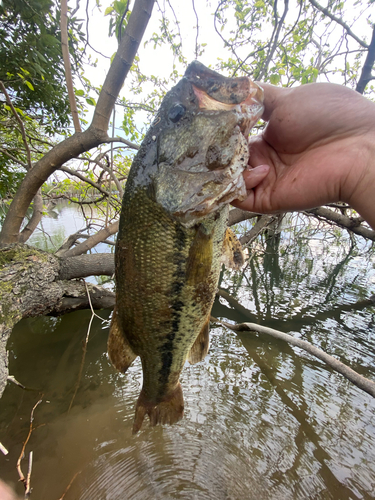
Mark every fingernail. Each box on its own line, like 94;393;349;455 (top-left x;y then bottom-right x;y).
246;164;270;173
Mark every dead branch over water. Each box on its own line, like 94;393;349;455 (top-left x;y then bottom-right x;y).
214;318;375;398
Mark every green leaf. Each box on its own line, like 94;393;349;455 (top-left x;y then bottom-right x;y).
269;74;281;85
75;89;85;96
86;97;96;106
104;6;114;15
25;80;35;91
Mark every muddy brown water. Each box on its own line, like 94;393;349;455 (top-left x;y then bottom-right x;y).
1;204;375;499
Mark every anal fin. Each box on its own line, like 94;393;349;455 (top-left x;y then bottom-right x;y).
188;314;210;365
107;307;137;373
132;383;184;434
221;227;245;270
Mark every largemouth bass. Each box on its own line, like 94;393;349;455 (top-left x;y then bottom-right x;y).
108;61;263;433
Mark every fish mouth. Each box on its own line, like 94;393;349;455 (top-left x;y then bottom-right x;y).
172;82;263;223
192;82;264;138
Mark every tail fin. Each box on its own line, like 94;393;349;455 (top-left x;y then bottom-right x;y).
132;383;184;434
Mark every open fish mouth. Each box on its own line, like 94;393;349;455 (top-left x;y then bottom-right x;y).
192;82;264;138
151;63;264;226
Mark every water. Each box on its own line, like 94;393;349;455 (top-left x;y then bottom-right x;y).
1;204;375;499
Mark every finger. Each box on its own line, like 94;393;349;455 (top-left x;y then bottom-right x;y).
243;164;270;189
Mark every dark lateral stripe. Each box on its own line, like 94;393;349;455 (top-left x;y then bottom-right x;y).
157;223;187;394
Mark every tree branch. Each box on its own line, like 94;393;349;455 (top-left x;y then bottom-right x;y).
258;0;290;81
305;207;375;241
308;0;368;48
60;221;119;257
356;24;375;94
58;253;115;279
215;318;375;398
18;189;44;243
61;0;82;133
60;166;110;196
107;136;140;150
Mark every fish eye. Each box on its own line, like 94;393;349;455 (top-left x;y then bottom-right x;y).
168;103;186;123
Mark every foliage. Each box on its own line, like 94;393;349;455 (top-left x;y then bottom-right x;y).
0;0;374;250
1;0;70;130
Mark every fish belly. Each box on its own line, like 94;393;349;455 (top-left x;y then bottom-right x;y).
109;188;227;432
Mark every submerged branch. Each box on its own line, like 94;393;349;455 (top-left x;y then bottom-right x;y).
17;399;43;495
215;318;375;398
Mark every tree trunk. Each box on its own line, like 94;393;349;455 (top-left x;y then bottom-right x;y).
0;245;115;398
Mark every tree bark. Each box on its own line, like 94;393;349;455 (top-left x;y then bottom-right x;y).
0;245;116;398
60;0;82;133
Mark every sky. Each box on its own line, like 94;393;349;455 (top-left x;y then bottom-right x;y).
73;0;374;141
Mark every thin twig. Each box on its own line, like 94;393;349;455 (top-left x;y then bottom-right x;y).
58;471;81;500
214;317;375;398
25;451;33;498
68;281;107;412
0;441;9;455
308;0;368;48
16;399;43;494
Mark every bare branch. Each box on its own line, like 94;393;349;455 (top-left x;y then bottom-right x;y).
61;0;82;133
257;0;289;81
240;215;276;246
308;0;368;48
356;25;375;94
16;399;43;494
305;207;375;241
60;166;110;196
18;189;43;243
107;136;140;150
60;221;119;257
228;208;258;226
58;253;115;279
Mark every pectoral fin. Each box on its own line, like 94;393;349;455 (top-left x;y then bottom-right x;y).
221;227;244;270
107;307;137;373
188;314;210;364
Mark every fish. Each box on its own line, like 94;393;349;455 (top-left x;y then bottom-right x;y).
108;61;264;433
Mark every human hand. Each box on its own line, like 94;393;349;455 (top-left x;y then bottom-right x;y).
234;82;375;227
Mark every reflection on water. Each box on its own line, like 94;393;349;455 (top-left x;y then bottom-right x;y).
0;210;375;499
28;200;116;254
